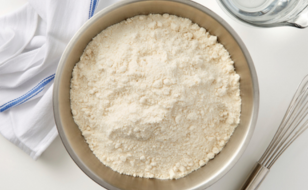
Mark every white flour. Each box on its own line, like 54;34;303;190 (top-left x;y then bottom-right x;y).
70;14;241;179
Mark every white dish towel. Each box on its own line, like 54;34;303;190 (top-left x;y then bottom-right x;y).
0;0;119;159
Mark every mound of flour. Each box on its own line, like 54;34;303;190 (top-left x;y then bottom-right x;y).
70;14;241;179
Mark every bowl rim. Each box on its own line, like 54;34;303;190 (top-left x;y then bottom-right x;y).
53;0;259;189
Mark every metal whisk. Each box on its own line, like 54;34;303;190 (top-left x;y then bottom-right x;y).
241;75;308;190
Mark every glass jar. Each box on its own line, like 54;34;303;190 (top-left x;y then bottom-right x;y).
217;0;308;28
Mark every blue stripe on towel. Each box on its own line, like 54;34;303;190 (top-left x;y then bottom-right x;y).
89;0;93;18
89;0;99;18
0;74;55;112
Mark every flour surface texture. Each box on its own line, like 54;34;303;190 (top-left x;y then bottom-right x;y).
70;14;241;179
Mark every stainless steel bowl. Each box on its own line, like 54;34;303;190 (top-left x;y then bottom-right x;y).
53;0;259;189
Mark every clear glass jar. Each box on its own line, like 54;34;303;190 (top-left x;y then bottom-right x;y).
217;0;308;28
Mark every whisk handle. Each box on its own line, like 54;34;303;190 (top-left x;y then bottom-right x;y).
240;163;270;190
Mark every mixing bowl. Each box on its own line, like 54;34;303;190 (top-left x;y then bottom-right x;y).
53;0;259;189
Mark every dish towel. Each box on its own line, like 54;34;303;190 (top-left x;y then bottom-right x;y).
0;0;119;160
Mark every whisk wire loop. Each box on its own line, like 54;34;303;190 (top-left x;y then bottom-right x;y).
259;76;308;168
241;75;308;190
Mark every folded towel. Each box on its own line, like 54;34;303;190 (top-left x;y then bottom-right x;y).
0;0;119;159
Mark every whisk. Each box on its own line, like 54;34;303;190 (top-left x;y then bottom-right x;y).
241;75;308;190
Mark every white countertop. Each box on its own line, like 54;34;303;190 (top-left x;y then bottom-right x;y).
1;0;308;190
